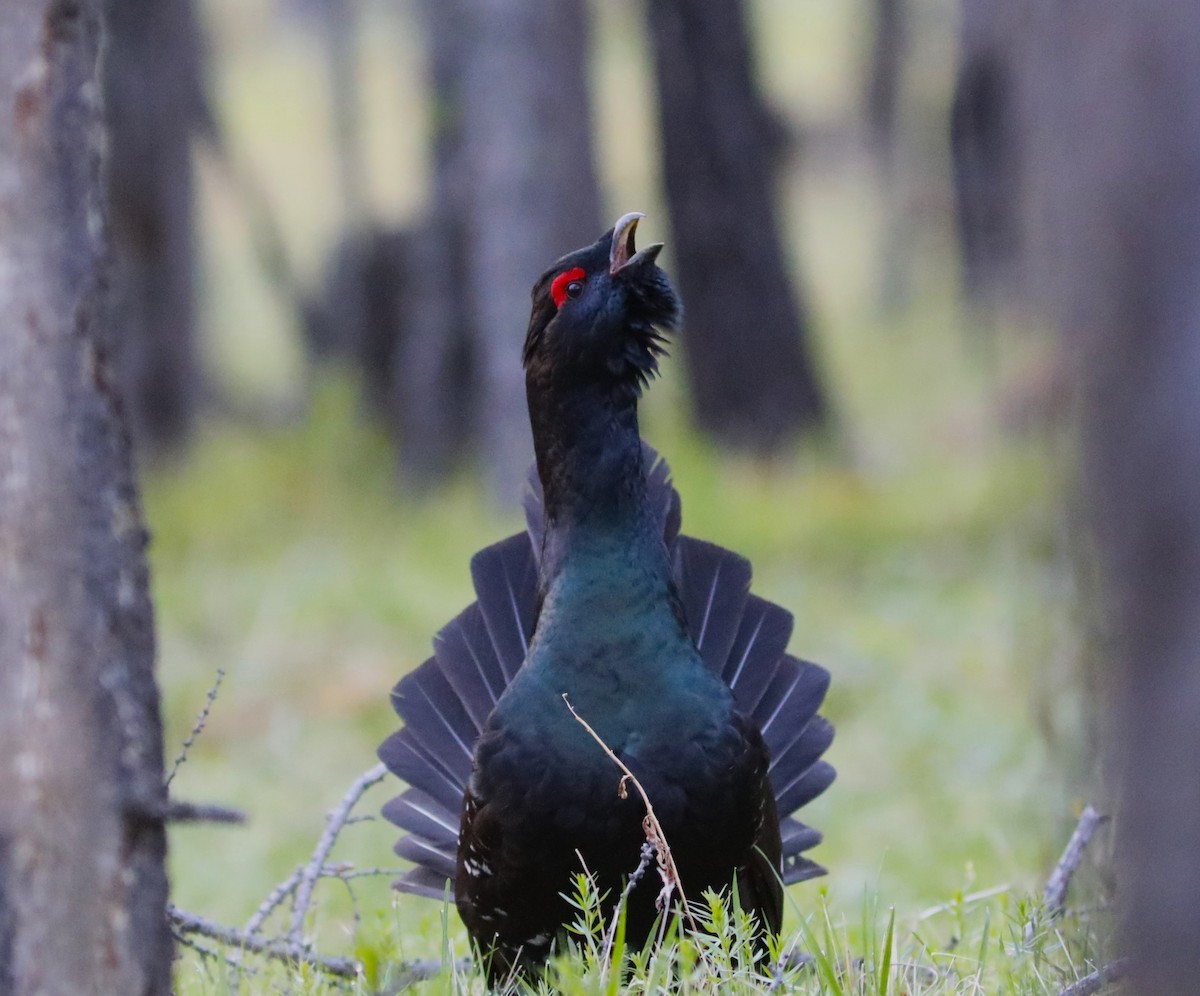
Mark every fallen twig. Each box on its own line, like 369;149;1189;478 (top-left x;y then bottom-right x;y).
601;840;657;974
1055;957;1131;996
169;904;359;979
1045;806;1108;917
562;694;696;931
1025;805;1108;942
247;866;304;936
167;668;226;786
288;762;389;944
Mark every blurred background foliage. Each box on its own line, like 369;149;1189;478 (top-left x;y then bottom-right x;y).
144;0;1090;975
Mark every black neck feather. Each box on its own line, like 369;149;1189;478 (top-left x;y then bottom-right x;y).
526;371;646;533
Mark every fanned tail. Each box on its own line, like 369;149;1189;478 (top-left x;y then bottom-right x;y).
377;535;537;898
379;444;834;897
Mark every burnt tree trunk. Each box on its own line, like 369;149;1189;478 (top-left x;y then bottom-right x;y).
103;0;206;454
1034;0;1200;989
647;0;827;451
0;3;172;993
460;0;603;501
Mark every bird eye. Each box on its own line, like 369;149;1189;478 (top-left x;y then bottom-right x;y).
550;266;587;308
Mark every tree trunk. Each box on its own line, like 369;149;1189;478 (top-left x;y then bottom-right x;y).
864;0;911;309
646;0;827;452
459;0;603;502
102;0;206;455
1034;0;1200;989
385;0;476;487
0;3;172;993
949;0;1025;307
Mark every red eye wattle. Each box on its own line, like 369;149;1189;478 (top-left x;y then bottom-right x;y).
551;267;586;309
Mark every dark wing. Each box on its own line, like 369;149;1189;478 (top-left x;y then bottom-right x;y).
380;443;833;897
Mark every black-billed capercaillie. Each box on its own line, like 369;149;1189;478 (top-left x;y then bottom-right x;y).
378;213;835;983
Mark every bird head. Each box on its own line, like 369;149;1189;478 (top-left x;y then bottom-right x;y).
523;212;682;398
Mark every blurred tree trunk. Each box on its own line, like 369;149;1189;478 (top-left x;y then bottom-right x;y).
647;0;827;452
103;0;207;455
460;0;603;501
1033;0;1200;989
385;0;475;487
864;0;911;309
322;0;369;232
0;3;172;994
950;0;1025;307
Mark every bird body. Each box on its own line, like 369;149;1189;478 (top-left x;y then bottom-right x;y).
379;214;834;982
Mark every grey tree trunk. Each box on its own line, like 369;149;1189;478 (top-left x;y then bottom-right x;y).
0;3;172;993
102;0;206;454
864;0;911;309
1032;0;1200;988
647;0;827;452
460;0;603;501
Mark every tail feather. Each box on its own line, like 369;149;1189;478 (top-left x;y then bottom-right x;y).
382;787;460;848
674;537;752;673
379;445;835;902
724;596;793;704
767;715;834;780
391;666;475;783
469;534;538;683
378;727;463;815
395;833;457;880
393;865;454;900
434;603;503;734
774;759;837;817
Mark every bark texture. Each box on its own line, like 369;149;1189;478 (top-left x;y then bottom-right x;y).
1032;0;1200;988
0;3;172;993
647;0;827;451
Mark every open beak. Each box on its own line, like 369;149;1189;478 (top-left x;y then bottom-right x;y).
610;211;664;276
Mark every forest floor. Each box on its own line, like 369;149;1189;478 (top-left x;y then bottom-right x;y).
159;1;1115;990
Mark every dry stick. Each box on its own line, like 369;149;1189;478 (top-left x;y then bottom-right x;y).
162;800;247;824
1044;806;1108;917
247;866;305;936
1024;805;1108;943
288;762;389;945
172;928;262;981
601;840;657;975
246;864;407;938
167;668;226;787
1055;957;1131;996
170;904;359;979
561;694;697;931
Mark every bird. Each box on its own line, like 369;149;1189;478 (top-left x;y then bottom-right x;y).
378;212;834;983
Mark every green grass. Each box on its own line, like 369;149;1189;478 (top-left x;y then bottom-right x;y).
159;0;1106;990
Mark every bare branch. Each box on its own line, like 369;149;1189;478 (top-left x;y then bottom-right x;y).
163;800;247;824
601;840;657;975
1055;958;1131;996
246;866;304;936
1044;806;1108;917
169;904;359;979
562;694;696;930
166;668;226;786
288;763;389;944
1025;806;1108;942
